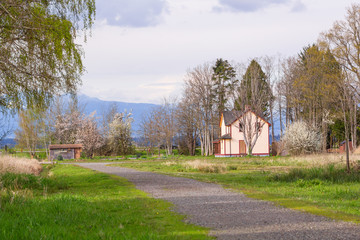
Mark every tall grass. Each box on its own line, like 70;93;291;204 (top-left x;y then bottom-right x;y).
183;160;227;173
270;164;360;183
0;155;42;175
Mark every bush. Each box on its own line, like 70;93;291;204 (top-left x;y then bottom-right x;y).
57;155;64;161
283;121;322;155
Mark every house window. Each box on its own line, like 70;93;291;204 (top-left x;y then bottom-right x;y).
239;123;243;132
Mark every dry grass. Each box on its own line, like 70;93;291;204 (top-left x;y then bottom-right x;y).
183;160;227;173
0;155;42;175
287;153;360;168
161;161;177;166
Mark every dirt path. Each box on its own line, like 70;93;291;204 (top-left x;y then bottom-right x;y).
77;163;360;240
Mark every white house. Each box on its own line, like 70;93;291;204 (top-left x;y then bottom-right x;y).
214;109;270;157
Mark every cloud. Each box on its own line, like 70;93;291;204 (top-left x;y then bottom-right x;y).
96;0;168;27
214;0;290;12
291;0;306;12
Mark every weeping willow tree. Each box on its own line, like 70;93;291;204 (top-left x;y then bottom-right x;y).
0;0;95;111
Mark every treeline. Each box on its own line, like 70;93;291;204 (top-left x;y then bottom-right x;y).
15;97;134;158
141;3;360;157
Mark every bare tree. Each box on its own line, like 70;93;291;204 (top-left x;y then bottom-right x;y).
262;55;279;143
336;70;358;172
15;108;45;158
177;90;198;155
161;97;178;156
140;97;177;156
184;63;216;156
140;108;163;155
321;4;360;85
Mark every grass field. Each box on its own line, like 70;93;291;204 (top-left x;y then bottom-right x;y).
0;164;211;239
112;154;360;224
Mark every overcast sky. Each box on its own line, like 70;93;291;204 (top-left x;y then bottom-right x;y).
80;0;356;104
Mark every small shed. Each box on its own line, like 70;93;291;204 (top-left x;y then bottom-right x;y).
49;144;83;160
339;141;353;153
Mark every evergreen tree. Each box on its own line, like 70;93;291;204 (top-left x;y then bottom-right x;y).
211;58;237;118
236;59;272;118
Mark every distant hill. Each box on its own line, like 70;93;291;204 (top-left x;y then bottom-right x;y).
0;95;159;142
0;138;16;148
77;94;159;135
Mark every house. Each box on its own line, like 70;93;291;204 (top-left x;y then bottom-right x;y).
49;144;83;160
214;109;270;157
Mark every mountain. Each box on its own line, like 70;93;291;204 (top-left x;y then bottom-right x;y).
77;94;159;135
0;95;159;140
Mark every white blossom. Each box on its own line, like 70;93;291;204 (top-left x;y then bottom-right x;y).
283;121;322;155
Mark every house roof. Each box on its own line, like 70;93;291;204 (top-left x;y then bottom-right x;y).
222;109;271;126
223;111;241;126
49;144;83;150
220;133;232;139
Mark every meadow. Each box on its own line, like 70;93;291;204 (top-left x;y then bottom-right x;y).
113;154;360;223
0;157;211;239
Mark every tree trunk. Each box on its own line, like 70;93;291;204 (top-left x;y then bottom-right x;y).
353;100;357;149
279;98;283;137
270;100;275;143
322;121;327;152
343;106;351;172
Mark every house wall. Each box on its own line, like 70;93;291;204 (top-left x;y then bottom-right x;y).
50;149;75;160
220;116;232;155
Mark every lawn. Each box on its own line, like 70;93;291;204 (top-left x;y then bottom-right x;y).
0;164;211;239
112;154;360;224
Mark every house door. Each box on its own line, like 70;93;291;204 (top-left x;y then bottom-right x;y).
239;140;246;154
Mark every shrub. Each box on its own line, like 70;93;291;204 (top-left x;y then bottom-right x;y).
57;155;64;161
283;121;322;155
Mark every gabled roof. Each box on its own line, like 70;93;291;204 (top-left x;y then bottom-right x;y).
223;110;241;126
222;109;271;126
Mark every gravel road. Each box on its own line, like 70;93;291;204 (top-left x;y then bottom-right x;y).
77;162;360;240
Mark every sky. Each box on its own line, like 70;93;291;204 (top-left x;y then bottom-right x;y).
80;0;356;104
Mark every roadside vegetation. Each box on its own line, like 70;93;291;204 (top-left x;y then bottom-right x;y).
113;154;360;223
0;163;211;239
0;155;42;175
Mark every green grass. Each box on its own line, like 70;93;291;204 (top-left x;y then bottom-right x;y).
112;156;360;224
0;164;211;239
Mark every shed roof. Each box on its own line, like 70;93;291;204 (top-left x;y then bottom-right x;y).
49;144;83;150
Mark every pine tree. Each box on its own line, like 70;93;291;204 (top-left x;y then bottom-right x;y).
236;59;272;118
211;58;238;118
